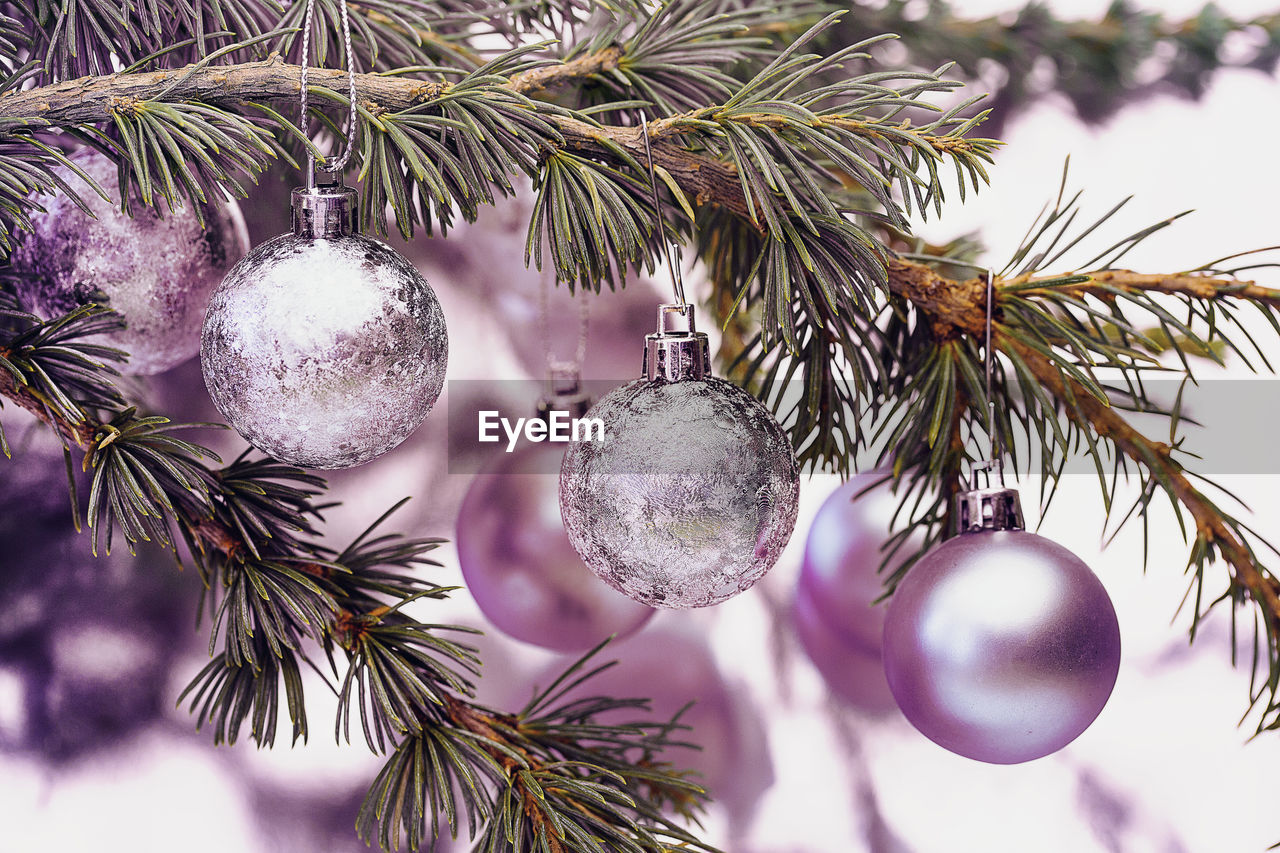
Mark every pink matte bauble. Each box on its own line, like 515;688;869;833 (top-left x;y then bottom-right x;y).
456;441;654;651
882;529;1122;764
792;586;898;715
538;628;773;818
799;470;907;652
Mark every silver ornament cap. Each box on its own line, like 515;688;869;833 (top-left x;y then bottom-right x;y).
537;365;593;424
954;486;1024;534
643;303;711;382
291;169;357;239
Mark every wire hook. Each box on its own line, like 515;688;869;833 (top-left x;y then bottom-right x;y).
979;267;1005;487
639;114;688;307
299;0;359;186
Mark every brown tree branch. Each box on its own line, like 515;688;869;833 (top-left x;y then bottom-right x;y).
1008;269;1280;307
0;357;97;448
0;53;751;217
1000;333;1280;642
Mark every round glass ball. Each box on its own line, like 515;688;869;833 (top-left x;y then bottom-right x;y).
559;376;800;608
10;148;248;375
882;529;1121;764
201;225;447;469
456;441;654;651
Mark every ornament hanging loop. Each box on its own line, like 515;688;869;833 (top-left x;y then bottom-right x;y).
956;268;1020;531
639;113;688;308
299;0;359;184
535;260;593;420
975;267;1005;489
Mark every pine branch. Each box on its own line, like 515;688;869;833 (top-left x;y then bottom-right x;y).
1002;330;1280;661
832;1;1280;131
0;301;717;851
0;54;756;218
1009;269;1280;309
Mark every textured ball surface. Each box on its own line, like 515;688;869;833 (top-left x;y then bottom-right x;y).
800;470;910;652
456;441;654;651
559;376;800;608
201;230;448;469
882;529;1121;764
10;148;248;375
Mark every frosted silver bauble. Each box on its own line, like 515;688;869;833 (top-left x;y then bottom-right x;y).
10;148;249;375
882;487;1122;764
201;179;447;469
559;304;800;608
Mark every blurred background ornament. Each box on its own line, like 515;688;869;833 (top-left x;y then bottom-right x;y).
0;425;195;760
9;147;248;375
537;624;774;828
790;471;914;715
559;303;800;608
792;586;898;716
882;486;1122;764
457;365;654;650
800;470;911;653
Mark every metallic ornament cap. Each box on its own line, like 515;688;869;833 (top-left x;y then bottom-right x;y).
643;303;711;382
537;365;593;423
291;172;357;239
954;486;1025;533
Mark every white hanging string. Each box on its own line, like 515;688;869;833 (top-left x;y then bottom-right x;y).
536;263;590;380
298;0;359;182
977;267;1005;488
639;113;688;307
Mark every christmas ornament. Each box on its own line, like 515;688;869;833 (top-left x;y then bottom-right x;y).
559;304;800;607
457;372;654;650
200;6;447;469
881;270;1121;764
881;487;1121;763
800;470;910;652
10;148;248;375
792;584;898;714
558;116;800;608
534;626;774;821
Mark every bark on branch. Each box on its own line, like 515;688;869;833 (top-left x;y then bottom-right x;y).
0;53;751;218
4;52;1279;656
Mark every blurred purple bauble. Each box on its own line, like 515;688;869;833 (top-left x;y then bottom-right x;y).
882;529;1121;764
799;470;908;653
792;586;898;715
0;446;193;760
456;441;654;651
10;147;249;375
537;627;773;820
